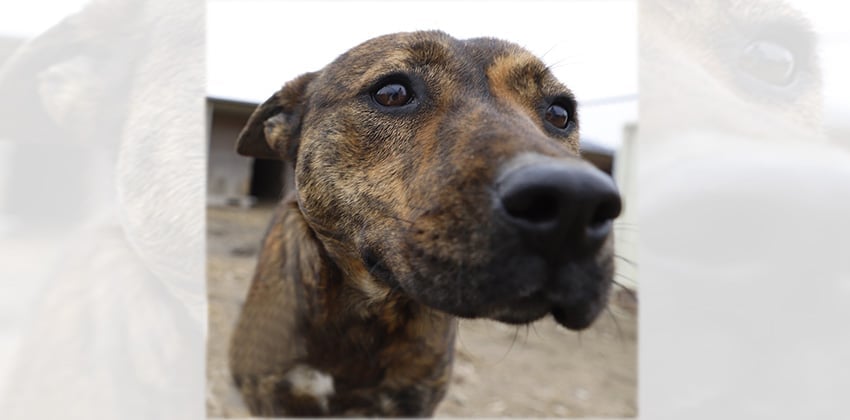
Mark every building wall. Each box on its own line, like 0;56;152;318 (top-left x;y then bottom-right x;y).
207;105;254;206
207;99;292;207
613;123;638;290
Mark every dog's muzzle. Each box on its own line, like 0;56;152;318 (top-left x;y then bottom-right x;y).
490;155;622;329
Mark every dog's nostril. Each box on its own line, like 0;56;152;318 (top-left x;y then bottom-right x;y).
502;188;560;224
589;195;622;229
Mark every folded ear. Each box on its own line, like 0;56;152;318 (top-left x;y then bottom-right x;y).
236;72;318;161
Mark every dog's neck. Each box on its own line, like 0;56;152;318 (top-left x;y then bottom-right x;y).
231;197;457;415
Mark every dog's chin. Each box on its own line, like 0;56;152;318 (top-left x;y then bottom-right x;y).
399;280;607;331
380;246;613;331
484;297;603;331
479;257;611;330
550;303;603;330
481;293;553;325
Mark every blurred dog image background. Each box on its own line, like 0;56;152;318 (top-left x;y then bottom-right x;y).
0;1;204;419
640;0;850;417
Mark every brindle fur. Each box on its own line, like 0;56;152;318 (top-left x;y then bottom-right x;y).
229;31;616;416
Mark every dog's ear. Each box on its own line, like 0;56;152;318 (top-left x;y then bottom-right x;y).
236;72;318;161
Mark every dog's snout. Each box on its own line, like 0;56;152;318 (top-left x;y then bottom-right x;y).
496;161;622;256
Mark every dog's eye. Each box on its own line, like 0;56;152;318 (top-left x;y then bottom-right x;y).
545;104;570;129
737;39;796;86
374;83;411;107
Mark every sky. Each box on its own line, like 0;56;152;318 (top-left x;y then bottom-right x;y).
206;0;639;148
206;1;637;102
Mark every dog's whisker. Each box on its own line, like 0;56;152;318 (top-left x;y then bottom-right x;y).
613;226;639;234
611;278;638;304
540;60;563;78
613;221;639;230
614;254;638;267
494;324;521;365
530;322;541;339
613;272;635;284
605;305;626;346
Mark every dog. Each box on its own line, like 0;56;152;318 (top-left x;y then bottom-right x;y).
229;30;621;416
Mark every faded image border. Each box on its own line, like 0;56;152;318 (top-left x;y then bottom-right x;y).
638;0;850;419
0;0;206;419
0;0;848;419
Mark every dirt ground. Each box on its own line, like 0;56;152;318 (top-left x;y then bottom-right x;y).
206;205;637;418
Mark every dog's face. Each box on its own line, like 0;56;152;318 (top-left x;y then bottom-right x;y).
238;31;621;330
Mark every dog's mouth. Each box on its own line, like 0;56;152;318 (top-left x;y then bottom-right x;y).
478;260;611;330
483;292;605;330
362;243;612;331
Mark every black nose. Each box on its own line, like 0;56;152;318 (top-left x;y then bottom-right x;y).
496;161;622;257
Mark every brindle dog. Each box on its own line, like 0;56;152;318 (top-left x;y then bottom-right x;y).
229;30;622;416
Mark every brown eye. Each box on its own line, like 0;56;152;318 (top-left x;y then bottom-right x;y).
545;104;570;129
374;83;411;107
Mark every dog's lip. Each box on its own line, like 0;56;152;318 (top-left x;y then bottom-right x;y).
551;304;599;330
480;263;608;329
485;293;552;325
395;240;611;329
485;294;601;330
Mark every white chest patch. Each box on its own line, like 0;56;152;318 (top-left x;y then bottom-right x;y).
284;364;336;413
